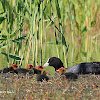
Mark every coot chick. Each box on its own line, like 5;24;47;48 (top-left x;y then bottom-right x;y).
56;67;78;80
37;70;49;82
43;57;100;74
36;65;43;70
26;64;34;70
16;64;34;74
0;64;18;74
16;64;43;75
33;65;43;74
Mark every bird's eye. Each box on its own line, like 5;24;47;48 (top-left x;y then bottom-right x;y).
50;59;52;62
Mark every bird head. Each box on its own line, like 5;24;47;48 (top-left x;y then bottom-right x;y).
10;64;18;70
26;64;34;70
36;65;43;70
56;67;66;75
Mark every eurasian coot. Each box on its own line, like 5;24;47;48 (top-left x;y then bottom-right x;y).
43;57;100;74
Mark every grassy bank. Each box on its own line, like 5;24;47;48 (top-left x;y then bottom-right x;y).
0;73;100;100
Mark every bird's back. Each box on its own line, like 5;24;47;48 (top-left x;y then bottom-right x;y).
33;68;41;74
0;67;17;74
67;62;100;74
16;68;30;74
37;74;49;82
64;72;78;80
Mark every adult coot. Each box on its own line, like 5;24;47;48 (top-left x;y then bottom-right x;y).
43;57;100;74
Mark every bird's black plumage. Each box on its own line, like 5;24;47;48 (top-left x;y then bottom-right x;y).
37;71;49;82
16;68;34;74
43;57;100;74
43;57;64;71
57;67;78;80
33;68;42;74
0;64;18;74
64;73;78;80
0;67;18;74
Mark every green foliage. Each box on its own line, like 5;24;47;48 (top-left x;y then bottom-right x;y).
0;17;6;24
0;0;100;67
12;34;27;43
55;0;61;19
91;20;96;27
1;52;22;60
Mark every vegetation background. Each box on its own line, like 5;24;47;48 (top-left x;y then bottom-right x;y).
0;0;100;72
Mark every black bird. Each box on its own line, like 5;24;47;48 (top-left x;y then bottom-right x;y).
33;68;42;74
16;64;34;74
33;65;43;74
43;57;63;71
56;67;78;80
16;64;43;75
35;65;43;70
43;57;100;74
37;70;49;82
0;64;18;74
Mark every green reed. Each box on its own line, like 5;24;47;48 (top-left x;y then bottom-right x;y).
0;0;100;68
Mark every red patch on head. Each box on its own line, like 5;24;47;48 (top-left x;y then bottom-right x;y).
28;64;33;67
36;65;43;70
11;64;15;66
11;64;18;68
56;67;64;72
16;65;18;68
61;67;64;69
40;66;43;69
10;64;18;70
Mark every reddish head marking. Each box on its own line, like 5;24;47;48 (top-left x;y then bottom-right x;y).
26;64;34;70
10;64;18;70
36;65;43;70
56;67;66;74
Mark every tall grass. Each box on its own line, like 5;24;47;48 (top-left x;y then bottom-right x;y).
0;0;100;68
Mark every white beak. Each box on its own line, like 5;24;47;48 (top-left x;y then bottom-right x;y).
43;62;49;68
56;69;59;72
